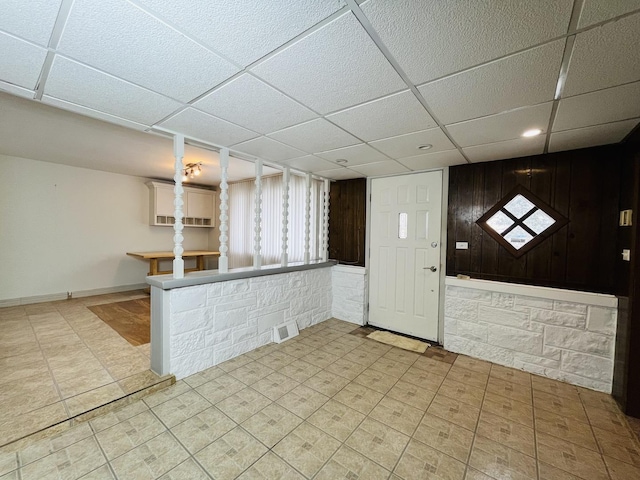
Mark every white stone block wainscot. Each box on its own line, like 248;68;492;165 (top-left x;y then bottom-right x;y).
444;277;618;392
332;265;367;326
148;262;334;379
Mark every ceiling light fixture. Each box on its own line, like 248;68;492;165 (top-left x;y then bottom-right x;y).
522;129;542;138
418;144;433;150
335;159;348;164
182;163;202;182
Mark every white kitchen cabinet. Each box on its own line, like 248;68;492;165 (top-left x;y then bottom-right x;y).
147;181;216;228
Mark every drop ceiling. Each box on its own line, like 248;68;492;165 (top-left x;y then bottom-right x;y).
0;0;639;183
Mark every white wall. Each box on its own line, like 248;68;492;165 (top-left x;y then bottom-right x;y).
0;155;211;302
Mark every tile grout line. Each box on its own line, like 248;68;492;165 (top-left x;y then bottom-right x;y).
579;392;615;480
529;366;540;480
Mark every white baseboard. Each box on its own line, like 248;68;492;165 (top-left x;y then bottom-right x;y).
0;283;148;308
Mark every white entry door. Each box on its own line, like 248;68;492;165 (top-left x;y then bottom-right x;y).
369;171;443;341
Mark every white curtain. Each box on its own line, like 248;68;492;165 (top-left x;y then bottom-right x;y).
228;178;254;268
228;173;323;268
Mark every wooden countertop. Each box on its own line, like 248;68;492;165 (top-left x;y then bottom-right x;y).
126;251;220;259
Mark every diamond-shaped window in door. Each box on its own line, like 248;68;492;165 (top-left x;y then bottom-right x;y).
477;185;568;258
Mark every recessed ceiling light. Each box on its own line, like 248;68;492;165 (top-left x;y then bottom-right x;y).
522;129;542;137
335;159;348;164
418;144;433;150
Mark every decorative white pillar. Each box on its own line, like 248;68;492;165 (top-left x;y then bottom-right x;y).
254;159;263;269
322;179;330;262
281;167;290;267
218;148;229;274
304;173;312;264
172;135;185;279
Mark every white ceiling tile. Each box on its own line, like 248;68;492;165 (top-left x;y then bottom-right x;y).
326;90;436;141
549;119;639;152
348;161;410;177
554;82;640;131
418;41;564;125
58;0;239;102
578;0;640;28
1;0;62;45
41;96;149;131
316;143;389;166
252;12;406;114
0;33;47;90
369;128;455;159
314;167;364;180
278;155;337;172
397;150;467;171
194;74;316;134
463;137;546;163
446;102;553;147
45;56;182;126
135;0;346;67
268;118;359;153
225;156;281;183
159;108;258;147
0;80;37;99
563;14;640;97
232;137;306;162
361;0;573;84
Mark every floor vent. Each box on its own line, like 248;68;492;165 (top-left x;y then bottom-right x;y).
273;321;299;343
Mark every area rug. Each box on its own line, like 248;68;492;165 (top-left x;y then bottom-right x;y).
366;330;429;353
88;298;150;346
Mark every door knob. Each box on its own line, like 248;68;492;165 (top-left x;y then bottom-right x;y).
424;266;437;272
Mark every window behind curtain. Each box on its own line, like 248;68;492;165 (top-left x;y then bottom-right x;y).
228;174;323;268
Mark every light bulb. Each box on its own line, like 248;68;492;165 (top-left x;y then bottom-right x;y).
522;129;542;137
195;166;201;176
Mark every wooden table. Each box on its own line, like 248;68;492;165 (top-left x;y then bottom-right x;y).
126;250;220;275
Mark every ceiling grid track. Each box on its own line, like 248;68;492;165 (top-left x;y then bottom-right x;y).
544;0;585;154
1;1;638;182
34;0;75;100
345;0;473;164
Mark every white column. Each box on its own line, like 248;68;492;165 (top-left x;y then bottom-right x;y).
304;173;312;264
281;167;290;267
218;148;229;273
322;179;330;262
172;134;185;279
254;159;263;269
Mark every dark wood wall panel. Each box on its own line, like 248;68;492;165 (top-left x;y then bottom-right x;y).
612;134;640;416
447;145;624;294
328;178;366;267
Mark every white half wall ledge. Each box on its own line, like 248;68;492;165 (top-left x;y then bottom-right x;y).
446;276;617;308
147;260;337;290
443;276;618;393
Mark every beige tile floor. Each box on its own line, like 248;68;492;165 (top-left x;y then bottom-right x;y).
1;317;639;480
0;291;166;447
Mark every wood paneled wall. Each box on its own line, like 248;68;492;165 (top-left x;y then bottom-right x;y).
612;131;640;416
328;178;366;267
447;145;623;294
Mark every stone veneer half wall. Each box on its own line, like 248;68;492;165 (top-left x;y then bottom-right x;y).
332;265;367;325
444;277;618;392
166;267;332;379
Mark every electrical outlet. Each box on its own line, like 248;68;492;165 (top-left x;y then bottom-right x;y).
456;242;469;250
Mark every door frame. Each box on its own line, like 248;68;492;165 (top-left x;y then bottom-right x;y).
364;167;449;344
